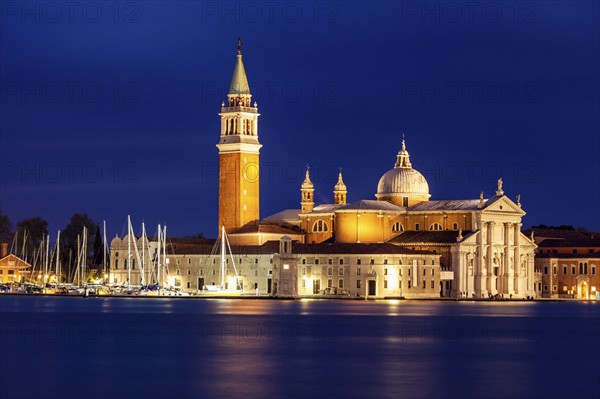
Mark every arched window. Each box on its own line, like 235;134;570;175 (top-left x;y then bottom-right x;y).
312;220;329;233
392;222;404;233
429;223;443;231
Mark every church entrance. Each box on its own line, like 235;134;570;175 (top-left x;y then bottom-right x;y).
313;279;320;294
368;280;377;296
577;281;588;299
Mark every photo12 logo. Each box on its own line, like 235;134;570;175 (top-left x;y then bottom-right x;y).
0;81;140;105
0;1;140;24
200;1;340;24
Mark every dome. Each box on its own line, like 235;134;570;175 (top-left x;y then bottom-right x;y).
334;171;347;192
376;168;430;197
376;139;430;201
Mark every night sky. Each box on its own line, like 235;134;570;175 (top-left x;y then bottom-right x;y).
1;1;598;239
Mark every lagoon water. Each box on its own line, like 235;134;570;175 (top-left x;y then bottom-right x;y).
0;297;598;399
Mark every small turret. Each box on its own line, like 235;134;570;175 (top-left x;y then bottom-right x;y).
333;169;347;205
301;166;314;214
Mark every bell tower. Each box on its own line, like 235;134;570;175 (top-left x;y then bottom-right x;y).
300;167;314;214
217;38;262;233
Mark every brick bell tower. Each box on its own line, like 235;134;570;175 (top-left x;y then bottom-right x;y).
217;38;262;233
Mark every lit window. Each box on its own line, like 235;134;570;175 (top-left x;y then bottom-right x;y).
312;220;329;233
429;223;443;231
384;280;388;289
339;279;344;288
392;222;404;233
283;264;289;270
356;280;361;289
339;268;344;276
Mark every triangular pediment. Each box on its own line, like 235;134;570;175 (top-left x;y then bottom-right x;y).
0;254;31;268
482;195;525;215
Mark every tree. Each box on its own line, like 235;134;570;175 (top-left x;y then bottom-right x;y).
62;213;99;277
15;217;49;259
0;211;13;243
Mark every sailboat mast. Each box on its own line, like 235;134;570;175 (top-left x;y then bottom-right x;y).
127;215;132;289
44;234;49;281
221;226;226;288
103;221;107;281
82;226;87;287
142;222;146;286
56;231;60;283
162;225;167;289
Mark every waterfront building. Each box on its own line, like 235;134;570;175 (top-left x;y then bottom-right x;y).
110;40;537;299
526;228;600;299
0;243;31;284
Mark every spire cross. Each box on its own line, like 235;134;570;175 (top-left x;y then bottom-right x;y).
237;37;242;54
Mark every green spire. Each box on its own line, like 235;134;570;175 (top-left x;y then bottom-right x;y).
228;37;251;95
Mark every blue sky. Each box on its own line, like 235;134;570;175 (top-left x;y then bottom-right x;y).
1;1;598;238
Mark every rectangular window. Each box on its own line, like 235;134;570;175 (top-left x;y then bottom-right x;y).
212;270;216;276
423;268;426;276
254;283;258;289
384;280;388;289
415;223;420;231
339;268;344;276
544;266;548;275
187;258;191;264
328;258;333;265
408;280;412;288
357;259;361;265
328;279;332;288
187;269;191;276
592;266;596;275
431;269;435;276
572;266;576;274
302;267;306;275
187;282;191;289
553;285;557;291
328;267;333;276
384;268;388;275
573;249;577;254
339;259;344;265
302;259;306;265
553;266;557;275
563;266;567;275
200;270;203;276
356;267;361;275
176;269;180;276
384;259;388;265
453;222;458;230
563;286;568;292
422;281;426;289
339;279;344;288
255;259;259;264
370;259;374;265
302;280;306;288
8;270;14;275
431;281;434;289
315;259;319;265
543;285;548;291
268;270;273;275
356;280;361;289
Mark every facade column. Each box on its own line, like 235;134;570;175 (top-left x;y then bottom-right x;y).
476;222;486;297
253;117;258;136
513;222;521;295
503;222;511;295
486;221;494;295
221;117;225;135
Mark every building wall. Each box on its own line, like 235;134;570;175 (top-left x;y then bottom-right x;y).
537;257;599;299
288;253;441;299
219;152;260;232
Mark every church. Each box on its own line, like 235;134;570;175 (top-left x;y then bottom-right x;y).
110;40;537;299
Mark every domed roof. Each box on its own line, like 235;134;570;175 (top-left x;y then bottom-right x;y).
376;139;430;199
334;170;347;192
301;167;314;190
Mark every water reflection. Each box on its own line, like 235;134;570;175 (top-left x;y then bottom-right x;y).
0;297;598;399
